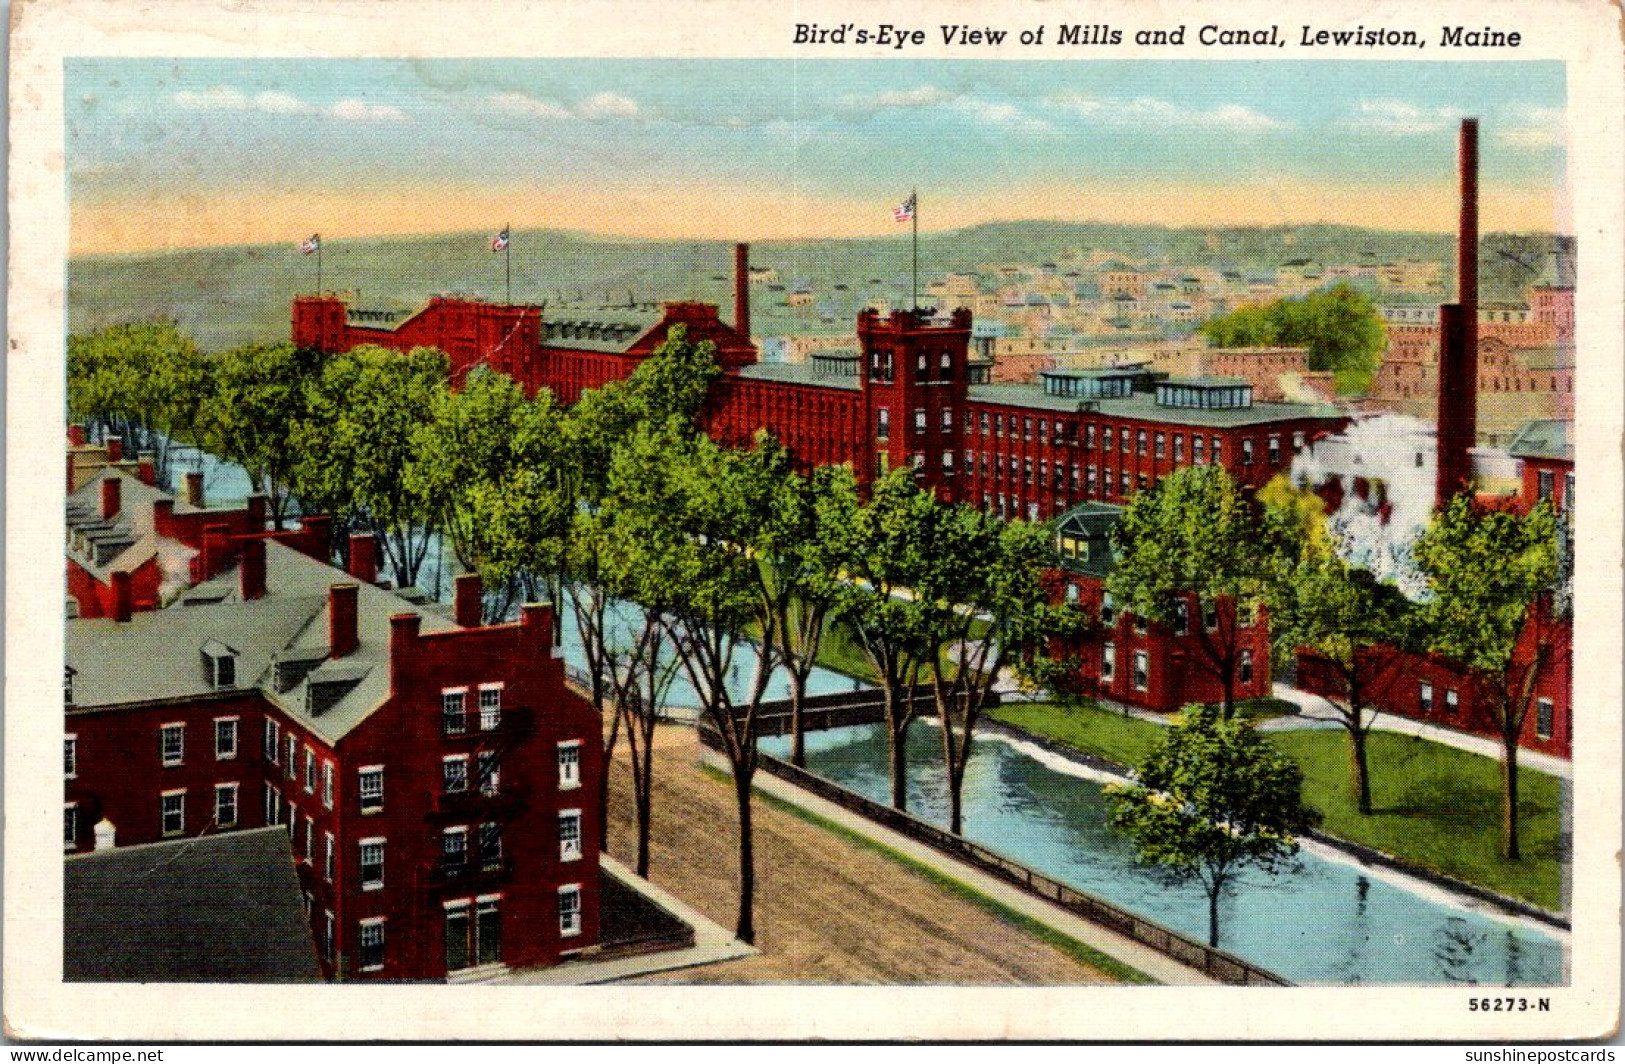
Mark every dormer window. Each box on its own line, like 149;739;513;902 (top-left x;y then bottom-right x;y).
200;639;239;690
64;666;76;707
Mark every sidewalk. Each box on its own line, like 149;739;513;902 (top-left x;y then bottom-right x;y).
499;855;758;985
711;749;1223;987
1268;682;1572;779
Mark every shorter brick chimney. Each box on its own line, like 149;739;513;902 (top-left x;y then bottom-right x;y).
240;537;267;601
347;533;379;584
183;472;205;508
136;453;157;486
111;570;132;623
454;573;483;628
99;477;121;520
105;436;123;463
68;425;87;447
329;583;359;658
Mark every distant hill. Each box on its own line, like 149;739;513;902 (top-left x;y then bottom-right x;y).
67;222;1567;351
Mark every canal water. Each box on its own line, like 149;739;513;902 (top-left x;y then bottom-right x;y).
760;721;1565;987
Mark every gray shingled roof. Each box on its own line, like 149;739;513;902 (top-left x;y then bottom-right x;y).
735;362;861;392
1506;419;1573;462
969;383;1343;428
67;539;458;744
64;827;320;982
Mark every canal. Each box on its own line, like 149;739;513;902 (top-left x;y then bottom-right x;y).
760;721;1565;987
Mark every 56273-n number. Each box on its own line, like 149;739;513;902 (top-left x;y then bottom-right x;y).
1469;997;1551;1012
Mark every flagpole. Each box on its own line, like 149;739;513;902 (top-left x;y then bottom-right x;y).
317;240;323;295
911;188;918;312
504;220;512;305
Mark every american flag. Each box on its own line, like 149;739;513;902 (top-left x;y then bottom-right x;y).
491;226;510;253
893;193;916;223
300;234;320;255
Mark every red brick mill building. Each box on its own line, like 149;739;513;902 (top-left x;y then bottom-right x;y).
65;455;602;981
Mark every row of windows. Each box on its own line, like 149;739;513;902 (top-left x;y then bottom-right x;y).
68;784;245;846
263;720;336;810
1415;682;1556;740
1098;644;1256;690
353;811;582;891
156;719;241;767
442;685;504;736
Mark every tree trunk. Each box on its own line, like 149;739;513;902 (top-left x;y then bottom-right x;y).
889;717;910;813
789;670;808;768
1207;884;1222;948
635;752;654;878
597;697;619;851
1502;735;1522;860
1349;726;1373;815
733;768;756;944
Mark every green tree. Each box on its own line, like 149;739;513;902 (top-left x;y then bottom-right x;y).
1266;546;1415;815
195;342;325;529
920;511;1078;835
1107;465;1272;717
1107;703;1319;948
834;468;942;812
1413;496;1564;860
289;345;446;586
1200;283;1385;394
68;321;210;482
765;464;860;768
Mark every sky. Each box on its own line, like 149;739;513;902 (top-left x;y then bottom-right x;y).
65;58;1568;255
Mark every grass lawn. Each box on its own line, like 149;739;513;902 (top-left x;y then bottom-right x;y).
989;700;1165;768
990;700;1563;911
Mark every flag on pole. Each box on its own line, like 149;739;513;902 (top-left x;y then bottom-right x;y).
893;193;916;223
300;234;321;255
491;226;510;253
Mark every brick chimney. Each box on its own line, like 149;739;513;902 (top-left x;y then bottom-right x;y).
1436;118;1480;509
68;425;87;447
99;477;121;520
734;242;751;340
183;471;205;508
111;570;132;623
329;583;359;658
136;453;157;486
347;533;379;584
388;612;422;695
240;536;267;601
105;436;123;463
454;573;483;628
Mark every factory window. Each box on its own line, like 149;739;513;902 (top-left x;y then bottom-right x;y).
1445;689;1459;715
441;827;468;877
161;790;186;837
1211;438;1223;464
1193;436;1205;464
214;783;238;829
479;685;503;731
359;766;384;812
914;408;926;434
359;838;385;889
65;735;77;778
558;885;583;937
941;451;954;473
941;408;954;433
1133;651;1149;692
558;741;582;791
1101;643;1116;683
876;407;890;440
1419;682;1434;714
443;755;469;795
1268;436;1281;464
1563;472;1574;510
1086;467;1098;495
1085;424;1096;450
359;919;386;973
1173;435;1184;463
264;718;280;764
1537;698;1555;740
560;809;584;862
1537;470;1554;501
161;723;185;767
1120;471;1131;495
1023;417;1033;441
1137;430;1147;456
1119;428;1131;452
1155;432;1166;459
1100;592;1116;627
1242;439;1255;466
442;688;468;736
1238;651;1254;687
1293;432;1305;454
65;804;78;851
979;412;990;436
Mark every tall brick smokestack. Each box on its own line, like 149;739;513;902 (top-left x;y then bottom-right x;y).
734;242;750;340
1435;117;1480;509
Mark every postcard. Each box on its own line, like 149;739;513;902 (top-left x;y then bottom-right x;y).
6;0;1622;1043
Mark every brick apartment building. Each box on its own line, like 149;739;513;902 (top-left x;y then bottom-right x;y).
1049;501;1272;712
64;458;602;981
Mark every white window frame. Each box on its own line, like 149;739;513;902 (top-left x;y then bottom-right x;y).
559;808;584;862
1133;649;1150;692
324;831;336;883
65;734;77;779
265;718;280;764
478;684;503;731
323;911;336;964
64;802;78;851
443;755;469;795
479;821;503;871
161;788;186;837
214;717;239;761
442;825;469;873
1536;697;1555;740
359;765;384;813
477;751;501;796
321;761;335;810
557;741;582;791
359;918;386;973
1445;688;1459;714
1101;643;1116;683
359;837;386;891
285;734;298;779
304;817;314;862
442;687;469;736
1419;682;1435;714
214;782;239;829
303;747;317;794
161;723;185;767
558;884;583;938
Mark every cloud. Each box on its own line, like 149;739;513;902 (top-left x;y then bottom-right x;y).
326;99;407;122
1497;106;1565;150
838;85;953;113
950;97;1055;134
171;86;406;121
487;90;641;122
1051;93;1286;131
1343;99;1462;136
